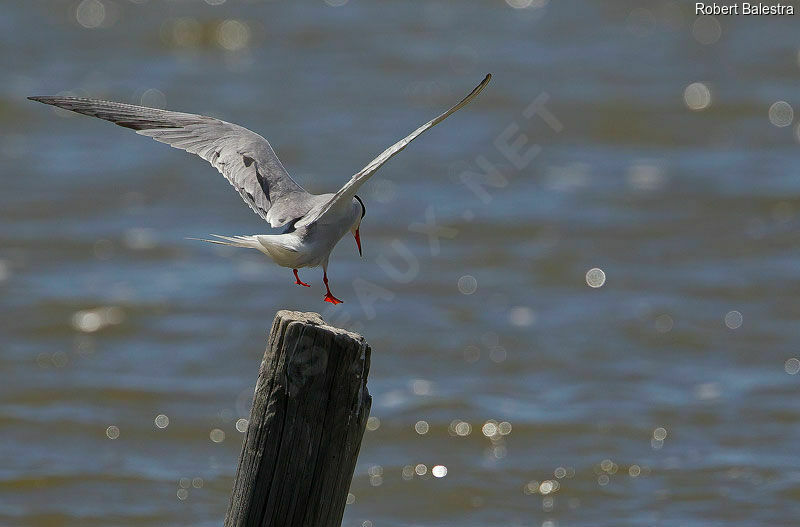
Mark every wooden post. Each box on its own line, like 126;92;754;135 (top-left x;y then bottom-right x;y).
224;310;372;527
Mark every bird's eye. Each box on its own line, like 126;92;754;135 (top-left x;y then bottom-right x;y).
354;195;366;219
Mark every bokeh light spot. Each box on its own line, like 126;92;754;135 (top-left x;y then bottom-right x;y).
585;267;606;288
653;427;667;440
785;357;800;375
684;82;712;111
724;310;743;329
458;275;478;295
655;314;674;333
509;306;536;327
769;101;794;127
140;89;166;109
217;20;250;51
482;421;498;437
210;428;225;443
76;0;106;29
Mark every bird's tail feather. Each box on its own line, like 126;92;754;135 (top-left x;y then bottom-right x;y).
187;234;261;249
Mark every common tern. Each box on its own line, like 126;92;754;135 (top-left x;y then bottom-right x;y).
29;74;491;304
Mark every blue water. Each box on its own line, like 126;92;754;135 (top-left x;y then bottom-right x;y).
2;1;800;526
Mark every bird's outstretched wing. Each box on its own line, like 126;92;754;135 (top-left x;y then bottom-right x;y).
27;96;312;228
301;74;491;226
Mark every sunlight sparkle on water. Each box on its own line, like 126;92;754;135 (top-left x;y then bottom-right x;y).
411;379;432;395
449;420;472;436
505;0;534;8
0;259;10;283
600;459;616;473
724;310;743;329
653;427;667;440
414;420;430;435
585;268;606;288
368;465;383;487
72;306;125;333
655;314;674;333
463;345;480;363
524;480;540;495
684;82;712;111
482;422;498;437
498;421;512;435
165;17;203;48
695;382;722;400
785;358;800;375
538;480;559;495
509;306;536;327
769;101;794;127
489;346;507;363
139;90;166;110
458;275;478;295
76;0;106;29
217;20;250;51
505;0;548;8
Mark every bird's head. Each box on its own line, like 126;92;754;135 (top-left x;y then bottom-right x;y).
352;195;366;257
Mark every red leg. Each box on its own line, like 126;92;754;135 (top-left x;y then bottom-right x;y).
293;269;310;287
323;270;343;304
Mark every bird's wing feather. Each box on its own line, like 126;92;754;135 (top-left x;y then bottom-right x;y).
27;96;312;227
301;74;491;226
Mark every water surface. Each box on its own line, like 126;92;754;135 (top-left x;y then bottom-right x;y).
2;1;800;526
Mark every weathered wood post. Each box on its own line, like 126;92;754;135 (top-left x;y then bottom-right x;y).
225;310;372;527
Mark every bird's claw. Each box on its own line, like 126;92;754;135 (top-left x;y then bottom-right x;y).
294;279;311;287
324;293;343;305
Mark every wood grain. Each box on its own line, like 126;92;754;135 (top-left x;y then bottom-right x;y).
224;310;371;527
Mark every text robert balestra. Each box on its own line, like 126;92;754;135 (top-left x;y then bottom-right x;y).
696;3;794;15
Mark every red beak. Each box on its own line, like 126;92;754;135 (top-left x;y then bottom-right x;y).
354;228;362;257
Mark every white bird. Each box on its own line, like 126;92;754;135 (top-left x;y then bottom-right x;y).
29;74;491;304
